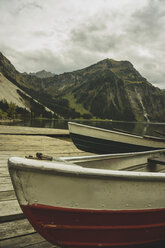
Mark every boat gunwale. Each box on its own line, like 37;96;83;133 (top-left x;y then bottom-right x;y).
8;155;165;181
68;122;165;146
68;121;142;139
59;149;165;161
25;202;165;214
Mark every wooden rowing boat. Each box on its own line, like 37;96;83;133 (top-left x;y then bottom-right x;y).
68;122;165;154
8;149;165;248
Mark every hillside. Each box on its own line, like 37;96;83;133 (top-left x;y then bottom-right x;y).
0;53;53;119
0;52;84;119
0;52;165;121
0;72;29;110
42;59;165;121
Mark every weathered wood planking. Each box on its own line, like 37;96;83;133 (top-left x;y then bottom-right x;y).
0;125;91;247
0;233;55;248
0;200;24;222
0;134;86;156
0;125;69;137
0;190;16;201
0;178;14;191
0;218;35;240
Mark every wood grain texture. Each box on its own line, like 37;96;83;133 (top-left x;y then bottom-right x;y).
0;125;90;247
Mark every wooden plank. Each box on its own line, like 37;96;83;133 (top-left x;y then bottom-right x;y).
0;135;79;155
0;200;23;222
0;190;16;201
0;125;69;136
0;159;8;163
0;167;10;174
0;176;11;184
0;232;55;248
0;163;8;168
0;213;24;223
0;177;14;193
0;170;10;177
0;218;35;240
25;241;56;248
0;184;14;192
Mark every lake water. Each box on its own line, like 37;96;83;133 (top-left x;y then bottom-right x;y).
2;118;165;137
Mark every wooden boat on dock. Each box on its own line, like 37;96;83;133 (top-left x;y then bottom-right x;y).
8;149;165;248
68;122;165;154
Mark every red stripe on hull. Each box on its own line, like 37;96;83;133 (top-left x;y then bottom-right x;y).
58;239;165;248
21;204;165;248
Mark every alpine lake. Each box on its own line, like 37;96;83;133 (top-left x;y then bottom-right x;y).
2;118;165;138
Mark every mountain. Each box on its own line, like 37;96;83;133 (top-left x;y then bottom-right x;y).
0;52;53;119
41;59;165;122
0;52;85;119
0;72;29;110
28;70;55;78
0;51;165;121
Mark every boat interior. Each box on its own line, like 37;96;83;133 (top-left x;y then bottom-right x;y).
59;150;165;173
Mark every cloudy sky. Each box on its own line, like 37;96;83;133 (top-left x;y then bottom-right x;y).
0;0;165;88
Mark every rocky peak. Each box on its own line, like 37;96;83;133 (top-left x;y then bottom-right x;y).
29;70;55;78
0;52;18;75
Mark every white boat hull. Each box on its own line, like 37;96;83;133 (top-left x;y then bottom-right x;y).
8;151;165;248
68;122;165;154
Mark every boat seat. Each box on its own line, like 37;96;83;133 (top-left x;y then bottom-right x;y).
148;156;165;166
143;135;165;142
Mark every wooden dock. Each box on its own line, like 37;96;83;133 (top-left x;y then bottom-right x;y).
0;125;91;247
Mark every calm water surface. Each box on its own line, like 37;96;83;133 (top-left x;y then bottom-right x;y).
2;119;165;137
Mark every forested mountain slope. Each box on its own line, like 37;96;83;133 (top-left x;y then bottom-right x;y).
0;52;165;121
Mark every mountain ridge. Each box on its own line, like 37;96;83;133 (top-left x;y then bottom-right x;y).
0;52;54;119
27;70;55;78
0;51;165;121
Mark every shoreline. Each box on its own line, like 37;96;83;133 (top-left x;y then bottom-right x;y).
0;118;165;125
0;119;22;123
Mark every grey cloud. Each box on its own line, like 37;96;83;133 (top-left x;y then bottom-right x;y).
0;40;99;75
4;48;86;74
127;0;165;43
0;0;164;89
16;49;68;73
69;19;120;54
123;0;165;87
11;0;43;15
32;30;53;38
72;32;119;53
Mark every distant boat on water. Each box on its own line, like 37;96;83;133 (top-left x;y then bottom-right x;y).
68;122;165;154
8;149;165;248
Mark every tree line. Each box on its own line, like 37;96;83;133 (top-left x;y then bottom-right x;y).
0;99;30;119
